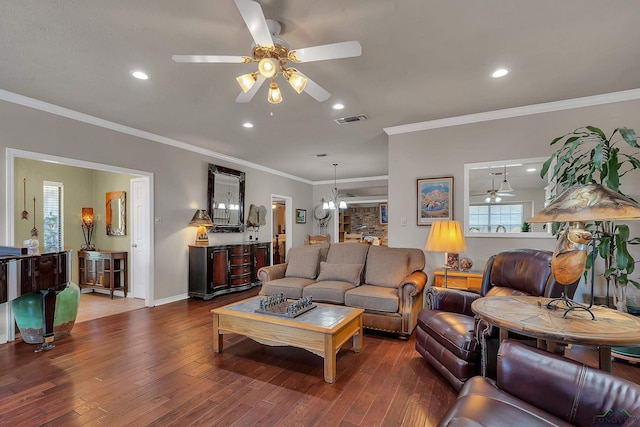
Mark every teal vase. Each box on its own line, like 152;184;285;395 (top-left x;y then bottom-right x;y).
12;282;81;344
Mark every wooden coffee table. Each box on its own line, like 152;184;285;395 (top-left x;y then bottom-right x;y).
211;296;364;383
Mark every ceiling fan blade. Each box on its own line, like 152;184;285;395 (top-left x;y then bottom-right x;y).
234;0;274;48
496;192;515;197
297;72;331;102
236;75;266;103
172;55;248;63
292;41;362;63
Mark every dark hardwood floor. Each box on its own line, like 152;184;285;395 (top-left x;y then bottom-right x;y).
1;288;639;426
0;289;456;426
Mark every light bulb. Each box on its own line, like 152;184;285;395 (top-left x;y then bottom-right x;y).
268;81;282;104
236;73;257;92
258;58;277;78
286;69;307;93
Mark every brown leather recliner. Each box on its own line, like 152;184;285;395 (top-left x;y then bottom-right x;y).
414;249;578;391
439;339;640;427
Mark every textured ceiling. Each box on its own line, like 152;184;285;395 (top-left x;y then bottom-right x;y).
2;0;640;181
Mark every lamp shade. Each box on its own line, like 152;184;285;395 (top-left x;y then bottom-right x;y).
529;183;640;223
189;209;213;227
426;220;467;253
81;207;94;226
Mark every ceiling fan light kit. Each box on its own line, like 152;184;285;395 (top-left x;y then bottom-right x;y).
172;0;361;105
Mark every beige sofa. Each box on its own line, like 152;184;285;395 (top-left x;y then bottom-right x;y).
257;242;427;338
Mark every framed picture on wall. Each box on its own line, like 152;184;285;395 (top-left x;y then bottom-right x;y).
296;208;306;224
417;176;453;225
379;203;388;225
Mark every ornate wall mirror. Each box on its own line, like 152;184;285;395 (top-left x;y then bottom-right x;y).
208;164;245;233
106;191;126;236
463;157;552;238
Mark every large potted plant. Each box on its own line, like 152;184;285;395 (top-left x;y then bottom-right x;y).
540;126;640;312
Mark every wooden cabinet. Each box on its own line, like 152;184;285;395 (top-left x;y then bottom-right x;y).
188;242;270;300
78;251;128;299
433;269;482;292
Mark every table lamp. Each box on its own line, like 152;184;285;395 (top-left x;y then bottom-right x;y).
426;220;467;288
81;207;95;251
189;209;214;246
529;183;640;318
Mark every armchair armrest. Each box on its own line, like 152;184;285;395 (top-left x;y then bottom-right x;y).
497;340;640;426
257;263;287;283
426;287;481;317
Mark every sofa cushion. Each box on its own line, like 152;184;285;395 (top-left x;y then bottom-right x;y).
345;285;399;313
303;280;355;304
261;277;316;299
326;242;370;265
316;261;364;285
284;245;323;279
365;246;410;288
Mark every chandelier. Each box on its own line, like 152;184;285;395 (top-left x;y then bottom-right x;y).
322;164;347;210
235;43;308;105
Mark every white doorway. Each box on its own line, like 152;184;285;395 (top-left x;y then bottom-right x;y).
130;177;151;303
270;194;292;265
4;148;154;339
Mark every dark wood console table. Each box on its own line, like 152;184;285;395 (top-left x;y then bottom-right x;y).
78;250;128;299
188;242;270;300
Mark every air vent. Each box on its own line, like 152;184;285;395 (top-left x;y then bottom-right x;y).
334;114;369;125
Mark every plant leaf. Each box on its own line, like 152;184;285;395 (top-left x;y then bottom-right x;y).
619;127;640;148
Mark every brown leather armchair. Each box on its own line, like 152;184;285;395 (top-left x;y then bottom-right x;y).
415;249;578;390
439;339;640;427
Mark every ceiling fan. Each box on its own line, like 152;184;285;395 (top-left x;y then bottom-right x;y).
172;0;362;104
472;174;515;203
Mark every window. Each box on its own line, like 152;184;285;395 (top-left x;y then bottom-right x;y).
468;203;523;233
43;181;64;252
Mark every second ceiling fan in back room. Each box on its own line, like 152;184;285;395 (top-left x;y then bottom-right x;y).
473;166;515;203
172;0;362;104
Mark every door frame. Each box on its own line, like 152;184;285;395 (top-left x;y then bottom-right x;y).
270;194;292;264
4;148;155;339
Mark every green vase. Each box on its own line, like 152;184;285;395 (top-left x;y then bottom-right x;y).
11;291;44;344
12;282;81;344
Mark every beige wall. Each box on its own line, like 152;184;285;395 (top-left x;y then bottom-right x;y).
388;98;640;299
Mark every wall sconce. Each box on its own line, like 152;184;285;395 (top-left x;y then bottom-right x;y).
189;209;214;246
81;207;95;251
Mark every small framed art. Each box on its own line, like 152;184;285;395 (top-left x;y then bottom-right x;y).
379;203;388;225
296;209;307;224
417;176;453;225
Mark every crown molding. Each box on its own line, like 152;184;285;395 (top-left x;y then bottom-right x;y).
0;89;313;184
384;88;640;135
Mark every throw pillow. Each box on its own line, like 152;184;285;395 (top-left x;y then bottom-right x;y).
316;262;364;286
365;246;410;288
285;245;322;279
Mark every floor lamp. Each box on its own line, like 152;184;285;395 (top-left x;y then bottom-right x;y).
425;220;467;288
529;183;640;319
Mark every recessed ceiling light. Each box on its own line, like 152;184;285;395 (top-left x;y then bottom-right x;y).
527;168;537;172
130;70;149;80
491;68;509;78
242;122;254;128
332;103;345;110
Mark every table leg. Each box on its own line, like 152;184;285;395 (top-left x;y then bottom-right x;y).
212;312;223;353
599;347;612;372
324;334;336;383
499;327;509;343
352;316;363;353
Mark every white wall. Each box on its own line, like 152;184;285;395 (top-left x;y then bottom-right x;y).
388;98;640;299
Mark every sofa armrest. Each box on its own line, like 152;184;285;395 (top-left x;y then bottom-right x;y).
426;287;481;317
497;340;640;426
257;263;288;283
399;270;427;296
